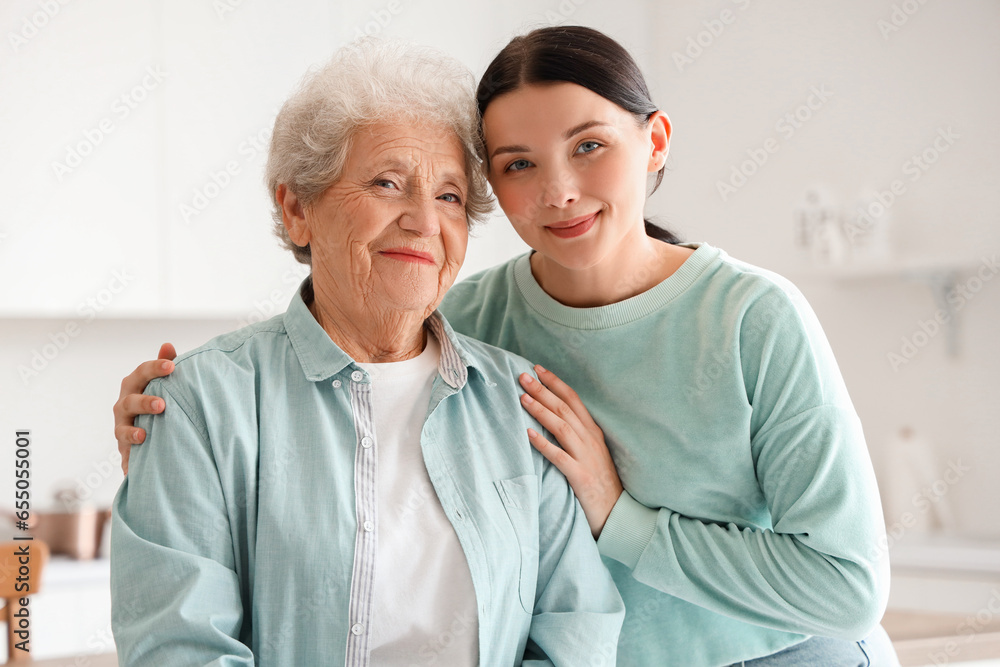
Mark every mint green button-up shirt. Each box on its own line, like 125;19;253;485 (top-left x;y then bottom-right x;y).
111;279;624;667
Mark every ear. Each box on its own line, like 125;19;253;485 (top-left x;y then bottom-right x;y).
276;184;311;247
646;111;671;173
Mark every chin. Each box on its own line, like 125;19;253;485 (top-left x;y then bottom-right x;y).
538;239;608;272
382;286;441;315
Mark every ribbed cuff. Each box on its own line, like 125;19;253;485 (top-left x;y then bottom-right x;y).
597;490;660;569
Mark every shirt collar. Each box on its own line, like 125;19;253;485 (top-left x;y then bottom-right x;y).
284;276;486;389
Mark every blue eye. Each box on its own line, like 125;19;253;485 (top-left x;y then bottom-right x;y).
506;159;532;173
438;193;462;204
576;141;601;154
375;179;398;189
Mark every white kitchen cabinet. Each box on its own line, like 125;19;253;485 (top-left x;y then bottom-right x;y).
157;0;336;318
0;0;163;317
2;0;334;319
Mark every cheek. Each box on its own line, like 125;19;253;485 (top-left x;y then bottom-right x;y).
443;219;469;267
589;154;644;210
492;179;536;223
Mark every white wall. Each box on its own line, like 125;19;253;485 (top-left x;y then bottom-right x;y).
1;0;997;541
645;0;1000;537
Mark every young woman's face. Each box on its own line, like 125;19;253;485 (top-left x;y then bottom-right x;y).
482;82;668;271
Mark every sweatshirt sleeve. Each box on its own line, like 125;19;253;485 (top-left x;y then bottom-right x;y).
597;281;890;640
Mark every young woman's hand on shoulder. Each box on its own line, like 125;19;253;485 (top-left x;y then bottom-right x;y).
519;365;624;538
113;342;176;474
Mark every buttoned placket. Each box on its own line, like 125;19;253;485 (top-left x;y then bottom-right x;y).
344;369;378;667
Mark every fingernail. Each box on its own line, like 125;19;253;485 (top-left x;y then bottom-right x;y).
535;364;546;373
521;394;534;404
527;428;538;438
133;429;142;441
153;399;164;411
521;373;534;384
161;361;172;371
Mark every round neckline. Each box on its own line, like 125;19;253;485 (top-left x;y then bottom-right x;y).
356;330;441;379
512;242;720;330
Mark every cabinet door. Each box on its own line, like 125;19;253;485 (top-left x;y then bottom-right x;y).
160;0;336;318
0;0;163;316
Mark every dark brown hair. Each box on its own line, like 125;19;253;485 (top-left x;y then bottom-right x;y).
477;25;681;244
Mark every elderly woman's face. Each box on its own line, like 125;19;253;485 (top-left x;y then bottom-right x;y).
303;122;470;316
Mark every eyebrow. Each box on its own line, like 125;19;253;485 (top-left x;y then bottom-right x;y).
489;120;612;160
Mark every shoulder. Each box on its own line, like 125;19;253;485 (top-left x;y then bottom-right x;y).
691;245;816;330
439;254;525;338
146;315;288;415
448;255;522;301
451;329;535;379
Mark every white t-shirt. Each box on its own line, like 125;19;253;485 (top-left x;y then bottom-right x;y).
358;332;479;665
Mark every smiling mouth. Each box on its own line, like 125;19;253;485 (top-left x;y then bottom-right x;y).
545;212;598;239
379;248;436;264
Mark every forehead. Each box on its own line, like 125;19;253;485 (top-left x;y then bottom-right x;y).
349;121;467;179
482;82;630;141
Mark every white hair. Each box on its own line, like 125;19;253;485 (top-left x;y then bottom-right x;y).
265;38;493;265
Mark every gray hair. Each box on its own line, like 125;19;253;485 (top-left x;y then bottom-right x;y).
266;38;493;265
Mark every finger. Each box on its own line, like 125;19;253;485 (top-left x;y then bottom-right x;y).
122;393;166;418
115;423;147;446
119;358;175;400
157;342;177;361
120;446;130;476
520;392;582;454
519;372;584;432
527;428;578;476
113;392;165;438
532;365;600;431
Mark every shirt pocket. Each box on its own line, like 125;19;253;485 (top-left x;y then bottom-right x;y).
494;474;540;614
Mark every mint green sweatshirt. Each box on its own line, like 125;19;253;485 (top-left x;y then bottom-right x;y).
438;243;889;667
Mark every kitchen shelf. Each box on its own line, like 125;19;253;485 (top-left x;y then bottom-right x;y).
792;256;985;357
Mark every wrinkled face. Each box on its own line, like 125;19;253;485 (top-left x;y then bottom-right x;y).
483;82;660;271
303;121;470;317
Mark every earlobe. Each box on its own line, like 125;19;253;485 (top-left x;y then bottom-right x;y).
647;111;671;172
277;184;311;247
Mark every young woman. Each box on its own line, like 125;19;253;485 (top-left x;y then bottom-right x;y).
114;27;898;666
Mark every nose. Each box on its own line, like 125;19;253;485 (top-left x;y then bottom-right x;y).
398;198;441;237
539;165;579;209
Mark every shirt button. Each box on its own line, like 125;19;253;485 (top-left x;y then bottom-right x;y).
332;379;342;388
351;623;364;636
363;520;374;532
351;370;364;382
361;436;373;449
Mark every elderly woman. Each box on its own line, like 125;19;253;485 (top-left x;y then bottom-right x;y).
110;40;624;666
